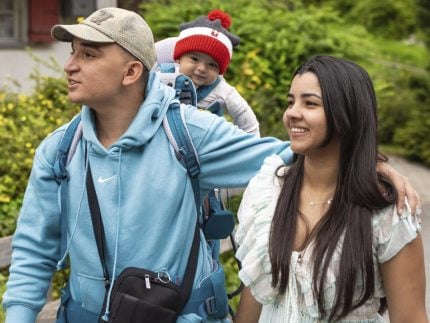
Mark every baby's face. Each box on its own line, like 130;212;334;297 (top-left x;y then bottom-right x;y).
177;52;219;87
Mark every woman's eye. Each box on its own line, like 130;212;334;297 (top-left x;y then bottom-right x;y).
306;101;317;106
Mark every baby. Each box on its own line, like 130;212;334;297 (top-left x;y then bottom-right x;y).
155;10;260;136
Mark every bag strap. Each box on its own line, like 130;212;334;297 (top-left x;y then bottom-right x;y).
86;163;110;287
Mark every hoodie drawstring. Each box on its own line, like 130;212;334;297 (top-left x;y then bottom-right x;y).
101;148;123;321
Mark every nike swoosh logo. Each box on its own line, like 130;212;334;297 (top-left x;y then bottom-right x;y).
98;175;117;183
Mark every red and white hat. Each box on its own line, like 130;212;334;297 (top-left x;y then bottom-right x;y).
173;10;240;74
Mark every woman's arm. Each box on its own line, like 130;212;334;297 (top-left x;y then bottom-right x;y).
379;234;428;323
234;287;262;323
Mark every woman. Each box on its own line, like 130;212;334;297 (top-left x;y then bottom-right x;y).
234;55;427;322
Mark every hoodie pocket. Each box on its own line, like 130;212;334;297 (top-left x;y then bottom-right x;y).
77;272;107;314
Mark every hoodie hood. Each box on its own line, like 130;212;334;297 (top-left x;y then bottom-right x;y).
81;72;176;154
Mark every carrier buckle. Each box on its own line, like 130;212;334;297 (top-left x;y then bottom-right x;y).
205;296;217;315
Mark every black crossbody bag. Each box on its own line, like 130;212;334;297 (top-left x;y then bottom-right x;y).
86;163;201;323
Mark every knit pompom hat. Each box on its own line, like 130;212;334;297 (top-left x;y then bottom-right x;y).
173;9;240;74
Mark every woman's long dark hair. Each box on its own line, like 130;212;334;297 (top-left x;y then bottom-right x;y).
269;55;396;320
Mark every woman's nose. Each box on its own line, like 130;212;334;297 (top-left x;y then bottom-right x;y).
285;103;302;120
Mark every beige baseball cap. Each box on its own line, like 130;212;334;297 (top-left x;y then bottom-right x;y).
51;7;156;71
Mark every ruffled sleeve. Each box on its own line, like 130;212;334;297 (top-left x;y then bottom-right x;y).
235;155;285;304
373;200;422;263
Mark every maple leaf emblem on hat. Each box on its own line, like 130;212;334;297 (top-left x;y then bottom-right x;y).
90;10;114;25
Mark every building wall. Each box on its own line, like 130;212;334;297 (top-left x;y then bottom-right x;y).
0;0;117;94
0;42;69;93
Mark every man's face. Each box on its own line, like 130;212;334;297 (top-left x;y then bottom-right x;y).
64;39;133;108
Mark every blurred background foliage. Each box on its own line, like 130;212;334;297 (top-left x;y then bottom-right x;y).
0;0;429;313
141;0;429;149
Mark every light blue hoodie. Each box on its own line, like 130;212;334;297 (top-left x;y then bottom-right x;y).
3;72;292;322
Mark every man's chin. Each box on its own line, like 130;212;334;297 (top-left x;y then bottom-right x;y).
68;94;83;104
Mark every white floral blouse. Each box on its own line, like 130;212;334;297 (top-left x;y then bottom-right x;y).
235;155;422;323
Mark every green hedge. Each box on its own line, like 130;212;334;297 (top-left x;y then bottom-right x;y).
0;74;80;236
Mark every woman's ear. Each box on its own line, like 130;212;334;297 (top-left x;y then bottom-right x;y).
123;61;144;86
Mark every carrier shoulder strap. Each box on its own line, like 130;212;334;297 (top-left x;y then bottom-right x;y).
54;114;82;181
54;115;83;270
162;100;202;308
158;63;198;107
163;101;200;181
157;62;221;107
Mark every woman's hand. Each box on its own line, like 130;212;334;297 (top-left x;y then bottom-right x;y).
377;161;422;214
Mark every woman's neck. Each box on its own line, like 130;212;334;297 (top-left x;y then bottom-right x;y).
303;154;339;191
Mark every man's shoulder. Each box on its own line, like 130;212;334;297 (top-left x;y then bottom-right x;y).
35;119;77;165
181;104;218;131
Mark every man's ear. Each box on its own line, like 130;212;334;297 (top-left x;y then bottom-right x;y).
123;61;144;85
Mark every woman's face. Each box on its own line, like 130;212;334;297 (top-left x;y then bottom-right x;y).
283;72;334;156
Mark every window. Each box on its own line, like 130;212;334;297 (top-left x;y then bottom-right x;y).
0;0;27;46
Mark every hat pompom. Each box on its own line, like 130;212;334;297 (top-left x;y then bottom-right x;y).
207;9;232;29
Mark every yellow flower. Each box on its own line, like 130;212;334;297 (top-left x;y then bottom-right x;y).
0;195;11;203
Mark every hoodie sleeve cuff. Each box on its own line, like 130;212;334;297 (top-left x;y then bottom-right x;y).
5;304;38;323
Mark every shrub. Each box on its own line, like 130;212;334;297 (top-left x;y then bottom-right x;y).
0;270;7;322
392;73;430;165
0;73;80;236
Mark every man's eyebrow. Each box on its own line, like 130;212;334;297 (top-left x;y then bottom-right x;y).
79;41;108;51
81;42;100;48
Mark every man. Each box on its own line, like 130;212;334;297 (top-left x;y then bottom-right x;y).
2;7;419;323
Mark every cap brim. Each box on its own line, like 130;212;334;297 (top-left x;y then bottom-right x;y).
51;24;114;43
